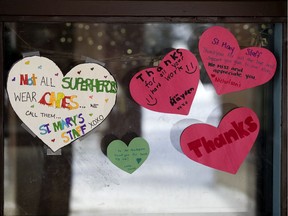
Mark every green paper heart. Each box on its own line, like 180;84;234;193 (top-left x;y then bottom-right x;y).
107;137;150;174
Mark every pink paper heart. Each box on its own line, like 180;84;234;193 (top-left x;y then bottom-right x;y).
130;49;200;115
180;107;260;174
199;26;277;95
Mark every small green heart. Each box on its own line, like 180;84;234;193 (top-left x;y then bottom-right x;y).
107;137;149;174
89;113;93;116
31;105;35;108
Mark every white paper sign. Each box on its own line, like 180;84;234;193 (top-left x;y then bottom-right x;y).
7;56;117;151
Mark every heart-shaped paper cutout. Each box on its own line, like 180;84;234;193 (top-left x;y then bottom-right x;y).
130;49;200;115
199;26;277;95
170;119;202;153
7;56;117;151
107;137;150;174
180;107;260;174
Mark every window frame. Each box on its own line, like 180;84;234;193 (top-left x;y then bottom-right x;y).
0;1;287;216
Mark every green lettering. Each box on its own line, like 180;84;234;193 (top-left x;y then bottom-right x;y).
61;77;72;89
110;81;117;93
75;78;84;90
96;80;104;92
53;120;63;132
72;128;80;138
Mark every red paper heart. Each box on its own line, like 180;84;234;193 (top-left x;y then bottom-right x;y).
129;49;200;115
199;26;277;95
180;107;260;174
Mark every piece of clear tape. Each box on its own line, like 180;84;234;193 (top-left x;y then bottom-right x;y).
21;123;36;137
81;56;105;66
22;51;40;58
45;146;62;156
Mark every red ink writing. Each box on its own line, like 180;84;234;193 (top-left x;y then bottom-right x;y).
246;48;262;58
187;116;258;157
20;74;37;86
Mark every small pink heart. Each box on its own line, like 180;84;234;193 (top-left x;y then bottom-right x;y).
199;26;277;95
129;49;200;115
180;107;260;174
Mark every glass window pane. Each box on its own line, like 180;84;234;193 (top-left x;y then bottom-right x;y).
3;22;281;216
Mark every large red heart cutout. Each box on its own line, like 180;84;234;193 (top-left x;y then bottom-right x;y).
129;49;200;115
180;107;260;174
199;26;277;95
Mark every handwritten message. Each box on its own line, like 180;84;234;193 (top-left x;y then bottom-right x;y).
107;137;150;174
129;49;200;115
199;26;277;95
180;107;260;174
7;56;117;151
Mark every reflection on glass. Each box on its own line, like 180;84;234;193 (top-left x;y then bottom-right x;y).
3;22;276;216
